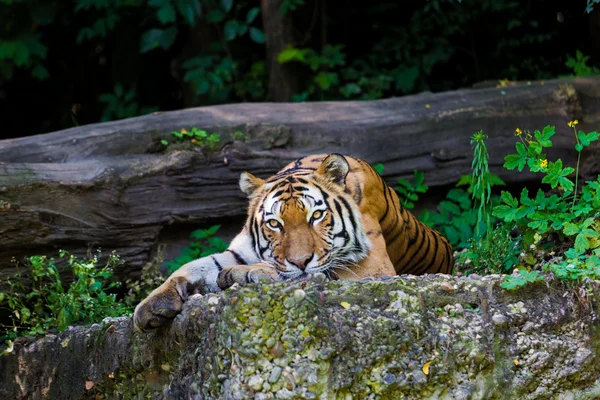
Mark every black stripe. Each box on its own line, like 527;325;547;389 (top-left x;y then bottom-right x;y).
418;234;439;274
354;179;363;204
332;199;349;241
338;197;358;237
227;249;248;265
395;220;424;269
379;183;391;224
407;227;431;274
211;256;224;271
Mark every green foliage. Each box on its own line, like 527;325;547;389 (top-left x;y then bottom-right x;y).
280;0;304;16
587;0;600;13
98;84;158;122
421;188;476;249
162;127;248;149
372;163;385;175
0;251;131;342
165;225;230;273
565;50;599;77
492;123;600;288
0;0;52;80
469;131;502;239
457;225;521;277
501;269;544;290
395;170;428;210
123;246;166;307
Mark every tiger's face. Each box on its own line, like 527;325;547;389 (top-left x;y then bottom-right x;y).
240;155;371;280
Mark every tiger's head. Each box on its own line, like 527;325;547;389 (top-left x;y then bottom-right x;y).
238;154;371;280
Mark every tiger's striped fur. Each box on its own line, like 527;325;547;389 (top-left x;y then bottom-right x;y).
134;153;453;332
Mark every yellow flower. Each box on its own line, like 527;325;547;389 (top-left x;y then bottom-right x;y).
540;159;548;168
568;120;579;128
496;78;510;88
425;104;431;109
180;128;188;133
514;128;522;136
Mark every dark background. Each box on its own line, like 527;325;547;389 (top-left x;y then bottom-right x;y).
1;0;598;139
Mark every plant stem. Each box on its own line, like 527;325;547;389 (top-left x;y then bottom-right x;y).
572;150;581;210
572;127;581;210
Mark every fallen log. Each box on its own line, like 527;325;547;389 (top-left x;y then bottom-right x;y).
1;77;599;276
1;274;600;399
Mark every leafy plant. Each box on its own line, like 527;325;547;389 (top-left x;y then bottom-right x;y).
0;250;131;343
493;122;600;289
500;268;544;290
98;83;158;122
565;50;599;77
395;170;429;209
372;163;384;175
165;225;229;273
421;188;478;250
469;131;501;239
123;245;167;307
162;127;248;149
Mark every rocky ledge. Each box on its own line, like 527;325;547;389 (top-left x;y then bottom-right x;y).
2;273;600;399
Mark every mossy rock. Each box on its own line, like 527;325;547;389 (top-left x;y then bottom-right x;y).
2;274;600;399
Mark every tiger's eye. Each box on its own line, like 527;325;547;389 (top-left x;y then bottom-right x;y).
312;210;323;220
268;219;281;228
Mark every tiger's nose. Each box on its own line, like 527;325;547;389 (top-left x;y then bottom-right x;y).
287;254;314;270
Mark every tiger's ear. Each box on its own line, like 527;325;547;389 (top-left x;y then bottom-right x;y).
316;154;350;187
239;172;265;196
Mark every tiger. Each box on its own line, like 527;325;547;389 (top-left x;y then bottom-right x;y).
133;153;453;332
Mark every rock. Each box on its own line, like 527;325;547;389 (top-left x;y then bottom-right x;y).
1;274;600;399
492;313;508;326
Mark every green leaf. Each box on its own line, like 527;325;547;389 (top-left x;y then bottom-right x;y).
446;189;471;210
563;222;580;236
249;27;265;44
314;71;339;90
372;163;384;175
535;125;555;147
456;175;472;187
574;233;590;252
246;7;260;23
207;9;225;22
277;46;308;63
413;170;425;186
504;154;525;172
501;191;518;208
224;20;238;41
578;131;599;146
486;173;506;187
156;3;176;24
221;0;233;12
177;0;201;25
439;200;461;215
140;27;178;53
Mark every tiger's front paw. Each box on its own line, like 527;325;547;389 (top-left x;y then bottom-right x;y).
133;276;190;333
217;264;280;290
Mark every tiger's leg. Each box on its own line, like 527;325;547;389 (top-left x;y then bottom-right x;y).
333;215;397;280
133;228;263;332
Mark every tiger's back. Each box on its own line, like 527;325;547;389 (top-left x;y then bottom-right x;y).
276;154;454;275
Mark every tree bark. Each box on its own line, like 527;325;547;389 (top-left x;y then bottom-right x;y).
0;77;599;277
261;0;301;101
2;274;600;399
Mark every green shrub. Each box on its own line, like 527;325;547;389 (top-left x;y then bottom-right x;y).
492;122;600;288
165;225;230;273
0;250;131;342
